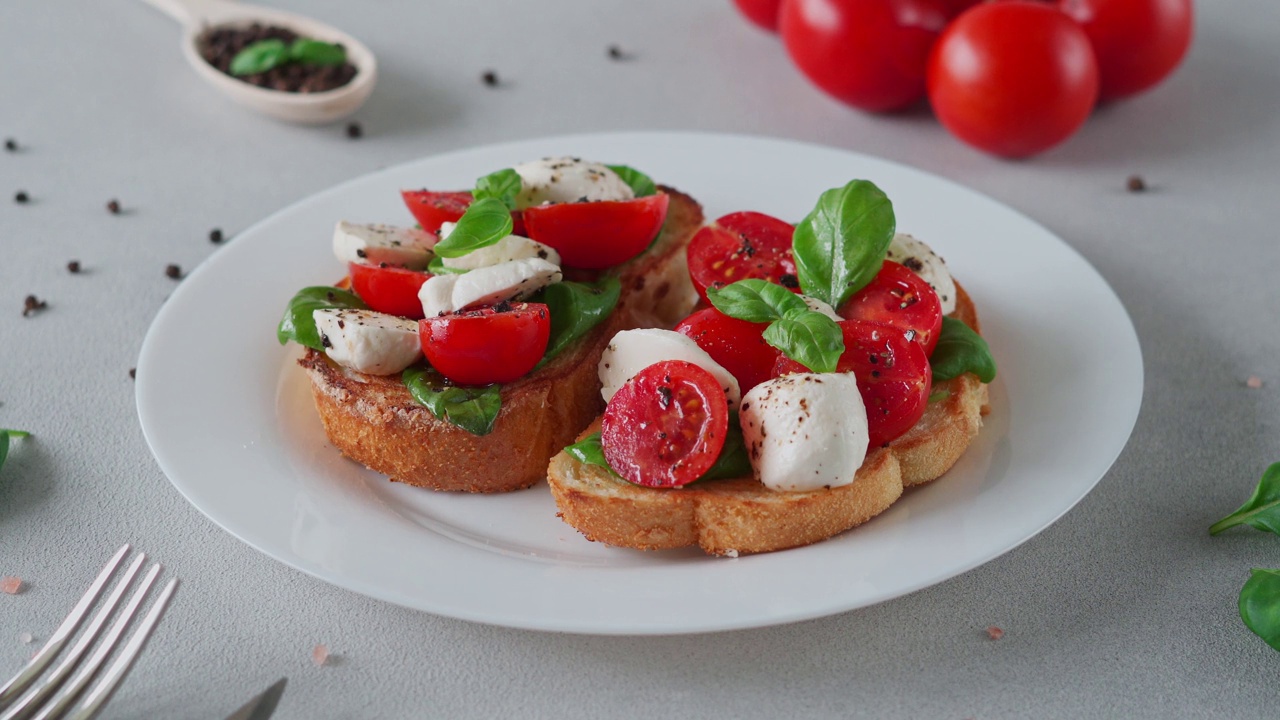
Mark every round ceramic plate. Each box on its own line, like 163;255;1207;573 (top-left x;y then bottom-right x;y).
136;132;1143;635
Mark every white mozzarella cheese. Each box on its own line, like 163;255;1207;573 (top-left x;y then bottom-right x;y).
886;233;957;315
313;309;422;376
436;224;561;270
739;373;869;492
802;295;841;320
598;329;741;410
332;222;435;270
418;258;561;317
418;274;460;318
512;156;635;208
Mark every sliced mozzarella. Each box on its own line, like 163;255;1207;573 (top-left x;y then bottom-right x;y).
802;295;840;320
333;222;435;270
739;373;869;492
512;156;635;208
417;258;562;317
437;224;561;270
598;329;741;411
887;233;956;315
313;309;422;376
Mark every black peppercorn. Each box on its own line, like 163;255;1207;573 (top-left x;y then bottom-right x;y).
4;139;16;152
67;260;81;274
107;199;121;214
209;228;224;244
22;295;46;317
345;122;362;139
129;368;136;380
607;45;625;60
14;191;29;204
482;70;499;87
1126;175;1146;193
165;264;182;280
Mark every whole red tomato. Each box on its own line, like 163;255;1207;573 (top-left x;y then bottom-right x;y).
927;1;1099;158
780;0;950;113
733;0;784;31
1058;0;1193;101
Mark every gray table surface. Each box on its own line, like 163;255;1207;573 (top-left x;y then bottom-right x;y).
2;1;1278;717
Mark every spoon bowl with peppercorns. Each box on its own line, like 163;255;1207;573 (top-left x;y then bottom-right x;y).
142;0;376;124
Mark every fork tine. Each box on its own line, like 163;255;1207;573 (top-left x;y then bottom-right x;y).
0;545;131;711
58;577;178;720
0;555;148;720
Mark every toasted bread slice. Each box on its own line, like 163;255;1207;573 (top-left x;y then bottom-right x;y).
546;283;990;555
299;186;704;493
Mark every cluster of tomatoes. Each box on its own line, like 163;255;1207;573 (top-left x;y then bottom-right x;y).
734;0;1193;157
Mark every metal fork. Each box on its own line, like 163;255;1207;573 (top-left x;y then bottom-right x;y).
0;545;179;720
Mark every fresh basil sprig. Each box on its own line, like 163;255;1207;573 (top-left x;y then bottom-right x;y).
566;417;750;484
0;430;30;476
277;286;367;351
707;279;844;374
792;179;895;309
432;198;513;258
1241;569;1280;651
606;165;657;198
473;168;523;210
403;367;502;436
930;317;997;383
534;277;621;365
230;38;347;77
565;432;611;470
1211;463;1280;536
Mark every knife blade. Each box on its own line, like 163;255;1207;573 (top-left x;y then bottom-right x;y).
223;677;287;720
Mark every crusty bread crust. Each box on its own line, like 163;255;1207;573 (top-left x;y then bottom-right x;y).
300;187;704;493
546;282;991;554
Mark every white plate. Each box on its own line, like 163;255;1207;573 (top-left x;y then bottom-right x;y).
136;132;1142;635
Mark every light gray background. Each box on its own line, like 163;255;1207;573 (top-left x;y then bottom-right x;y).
2;1;1277;718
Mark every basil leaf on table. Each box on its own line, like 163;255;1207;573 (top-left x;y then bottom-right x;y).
473;168;523;210
930;317;997;383
534;278;622;365
762;309;844;374
0;430;30;476
1210;463;1280;536
1240;568;1280;652
427;255;468;275
706;279;808;324
431;198;513;258
565;422;752;484
402;367;502;436
606;165;658;198
277;286;367;351
229;39;292;76
288;38;346;67
792;179;896;309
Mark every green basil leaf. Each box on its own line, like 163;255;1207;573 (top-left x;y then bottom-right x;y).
277;286;367;351
793;179;895;308
565;432;616;474
928;389;950;403
1210;463;1280;535
432;198;513;258
427;255;468;275
402;367;502;436
229;39;292;76
0;430;30;476
698;415;752;481
1240;568;1280;652
606;165;657;198
762;309;844;374
930;317;997;383
473;168;523;210
534;277;622;365
706;279;807;324
288;38;346;67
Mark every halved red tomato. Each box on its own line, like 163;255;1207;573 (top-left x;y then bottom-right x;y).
687;211;797;302
601;359;729;488
401;190;527;235
521;194;669;269
419;302;551;386
774;319;931;447
839;260;943;355
675;307;779;394
348;262;430;319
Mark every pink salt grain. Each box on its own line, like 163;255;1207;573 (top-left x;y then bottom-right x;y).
986;626;1004;640
312;644;330;667
1247;376;1264;389
0;577;23;595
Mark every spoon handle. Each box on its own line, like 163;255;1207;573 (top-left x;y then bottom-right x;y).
140;0;241;27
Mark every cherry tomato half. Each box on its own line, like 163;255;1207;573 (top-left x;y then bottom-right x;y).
521;193;669;270
401;190;527;235
839;260;943;356
348;262;430;319
733;0;783;31
676;307;780;394
780;0;950;112
687;211;798;303
927;1;1099;158
775;319;931;447
602;360;730;488
419;302;551;386
1059;0;1193;101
